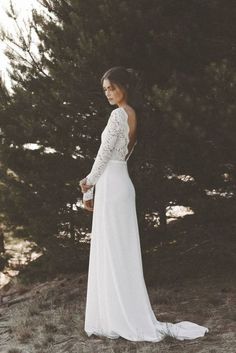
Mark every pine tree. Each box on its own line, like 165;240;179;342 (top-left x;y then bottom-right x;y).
0;0;235;259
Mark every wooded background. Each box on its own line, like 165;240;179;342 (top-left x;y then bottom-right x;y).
0;0;235;272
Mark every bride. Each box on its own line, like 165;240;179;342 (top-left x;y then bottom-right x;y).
79;66;209;342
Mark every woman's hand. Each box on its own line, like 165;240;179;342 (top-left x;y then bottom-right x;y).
83;199;94;212
79;178;94;212
79;178;94;193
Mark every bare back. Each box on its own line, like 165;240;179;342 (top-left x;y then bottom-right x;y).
122;106;138;160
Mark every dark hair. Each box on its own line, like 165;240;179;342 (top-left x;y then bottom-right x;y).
100;66;144;113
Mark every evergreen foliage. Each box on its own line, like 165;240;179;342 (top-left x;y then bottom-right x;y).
0;0;235;255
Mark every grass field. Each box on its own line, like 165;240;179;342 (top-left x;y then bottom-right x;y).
0;215;235;353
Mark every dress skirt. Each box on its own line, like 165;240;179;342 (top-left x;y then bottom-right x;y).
84;159;209;342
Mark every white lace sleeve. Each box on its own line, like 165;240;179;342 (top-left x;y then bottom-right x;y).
85;109;121;186
83;185;94;202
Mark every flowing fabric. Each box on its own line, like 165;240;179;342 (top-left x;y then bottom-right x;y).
84;159;209;342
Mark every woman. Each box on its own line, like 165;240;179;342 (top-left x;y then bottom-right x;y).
79;66;209;342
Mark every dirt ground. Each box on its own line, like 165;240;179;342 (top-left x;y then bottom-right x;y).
0;217;235;353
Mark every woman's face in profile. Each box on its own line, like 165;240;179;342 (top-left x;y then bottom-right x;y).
102;78;126;106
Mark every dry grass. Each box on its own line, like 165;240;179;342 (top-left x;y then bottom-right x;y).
0;219;236;352
0;272;235;353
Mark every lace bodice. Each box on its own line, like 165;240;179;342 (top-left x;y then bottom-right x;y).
83;107;137;201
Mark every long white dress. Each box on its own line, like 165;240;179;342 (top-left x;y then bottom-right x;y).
82;107;209;342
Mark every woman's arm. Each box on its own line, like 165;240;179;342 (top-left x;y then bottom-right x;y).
84;109;122;187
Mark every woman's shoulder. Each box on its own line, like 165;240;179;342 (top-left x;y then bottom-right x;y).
106;108;127;133
111;107;124;115
109;107;125;122
111;106;136;118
